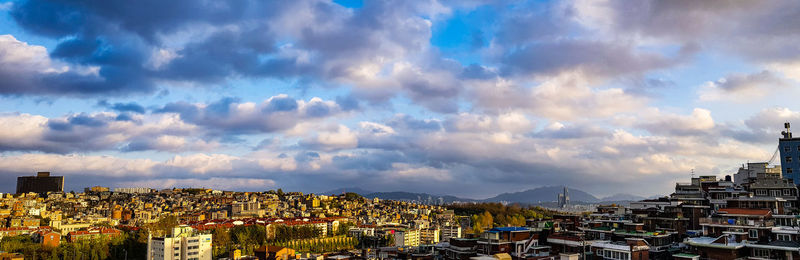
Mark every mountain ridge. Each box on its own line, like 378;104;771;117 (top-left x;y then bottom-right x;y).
322;186;651;204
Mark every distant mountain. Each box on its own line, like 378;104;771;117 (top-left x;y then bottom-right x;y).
484;186;599;203
600;193;646;202
321;187;374;195
361;191;477;204
322;186;649;205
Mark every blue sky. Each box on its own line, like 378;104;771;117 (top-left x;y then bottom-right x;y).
1;0;800;198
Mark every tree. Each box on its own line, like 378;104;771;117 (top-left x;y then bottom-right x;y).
212;227;231;258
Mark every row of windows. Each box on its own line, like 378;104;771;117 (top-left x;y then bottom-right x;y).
777;234;793;241
754;248;769;258
597;249;629;260
188;245;199;249
783;146;800;152
753;189;794;196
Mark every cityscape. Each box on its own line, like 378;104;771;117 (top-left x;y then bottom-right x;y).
0;126;799;259
3;0;800;260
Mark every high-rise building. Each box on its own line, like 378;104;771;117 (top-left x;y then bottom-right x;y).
779;123;800;185
558;186;570;208
147;226;212;260
16;172;64;195
393;229;421;247
440;225;461;242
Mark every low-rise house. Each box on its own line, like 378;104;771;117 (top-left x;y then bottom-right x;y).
67;227;121;242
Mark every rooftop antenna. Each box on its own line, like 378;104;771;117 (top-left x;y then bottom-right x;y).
691;169;695;178
782;122;792;139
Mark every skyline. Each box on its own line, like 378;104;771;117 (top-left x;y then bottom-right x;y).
2;0;800;198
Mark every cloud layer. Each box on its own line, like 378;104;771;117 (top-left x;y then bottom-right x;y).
1;0;800;197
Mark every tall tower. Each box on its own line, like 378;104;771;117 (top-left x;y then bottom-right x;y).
557;186;570;208
780;122;800;185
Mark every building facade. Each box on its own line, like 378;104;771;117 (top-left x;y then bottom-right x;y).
16;172;63;195
780;122;800;185
147;226;212;260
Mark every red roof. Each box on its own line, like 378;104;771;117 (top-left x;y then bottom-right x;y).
717;208;771;216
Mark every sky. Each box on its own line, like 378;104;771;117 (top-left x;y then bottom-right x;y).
1;0;800;199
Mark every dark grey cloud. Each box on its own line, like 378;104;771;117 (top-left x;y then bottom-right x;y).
156;95;343;135
501;40;687;77
581;1;800;63
98;100;146;114
4;0;289;96
531;124;610;139
4;0;469;113
713;70;787;93
386;115;443;132
335;95;361;111
461;64;497;79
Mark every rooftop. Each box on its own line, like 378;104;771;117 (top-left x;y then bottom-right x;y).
489;227;529;232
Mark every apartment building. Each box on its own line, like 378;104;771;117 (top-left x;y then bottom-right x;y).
147;226;212;260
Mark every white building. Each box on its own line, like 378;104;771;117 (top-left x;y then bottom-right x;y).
349;227;376;239
147;226;212;260
420;227;440;244
232;199;262;217
394;229;421;247
440;226;461;242
115;187;153;194
733;162;782;185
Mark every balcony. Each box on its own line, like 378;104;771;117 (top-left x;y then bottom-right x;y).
699;218;773;227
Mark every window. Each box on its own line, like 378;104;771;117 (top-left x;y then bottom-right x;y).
771;190;782;196
749;229;759;239
756;189;768;196
787;156;793;163
786;146;791;152
754;249;769;257
778;234;792;241
785;189;793;195
787;202;793;208
788;168;794;174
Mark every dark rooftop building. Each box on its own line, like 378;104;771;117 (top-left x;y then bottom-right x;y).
16;172;64;195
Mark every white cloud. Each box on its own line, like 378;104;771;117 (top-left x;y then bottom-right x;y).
0;35;64;74
116;177;276;190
